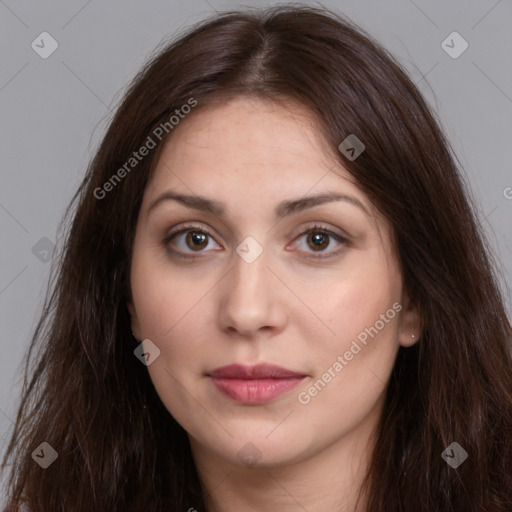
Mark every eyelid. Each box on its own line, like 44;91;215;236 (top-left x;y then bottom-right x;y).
164;222;216;244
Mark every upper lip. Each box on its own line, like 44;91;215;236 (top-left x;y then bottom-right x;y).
208;363;306;379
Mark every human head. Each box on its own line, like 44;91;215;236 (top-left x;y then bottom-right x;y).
3;5;511;511
127;93;419;510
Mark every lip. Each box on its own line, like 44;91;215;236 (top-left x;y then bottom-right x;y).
209;363;305;379
208;364;307;404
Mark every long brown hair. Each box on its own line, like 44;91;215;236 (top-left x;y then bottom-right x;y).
2;4;511;511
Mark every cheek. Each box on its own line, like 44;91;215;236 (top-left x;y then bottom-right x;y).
296;279;401;426
130;246;200;338
131;262;210;431
130;254;215;377
317;258;402;353
296;258;402;412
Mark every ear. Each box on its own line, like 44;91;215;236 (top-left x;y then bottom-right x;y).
398;293;422;348
127;301;142;341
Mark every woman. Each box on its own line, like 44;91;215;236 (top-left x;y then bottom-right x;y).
2;4;511;511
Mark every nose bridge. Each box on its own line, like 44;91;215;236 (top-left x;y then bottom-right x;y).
218;236;286;335
233;240;270;294
229;238;273;310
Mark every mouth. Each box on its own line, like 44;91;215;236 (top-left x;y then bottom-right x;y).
207;363;307;404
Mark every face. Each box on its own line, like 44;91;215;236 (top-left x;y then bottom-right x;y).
128;96;419;471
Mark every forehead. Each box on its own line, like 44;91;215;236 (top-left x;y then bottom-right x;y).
145;96;368;211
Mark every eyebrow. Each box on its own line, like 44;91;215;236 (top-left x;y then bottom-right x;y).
147;189;369;220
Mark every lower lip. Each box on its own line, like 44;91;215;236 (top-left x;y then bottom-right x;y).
210;377;305;404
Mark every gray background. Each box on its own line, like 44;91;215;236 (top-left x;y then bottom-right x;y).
1;0;511;493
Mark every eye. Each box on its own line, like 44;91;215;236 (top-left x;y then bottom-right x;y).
292;224;348;260
163;223;349;261
163;224;220;260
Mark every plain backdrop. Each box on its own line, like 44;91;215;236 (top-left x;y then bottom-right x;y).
1;0;511;492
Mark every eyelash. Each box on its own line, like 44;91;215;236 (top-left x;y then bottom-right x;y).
163;223;349;261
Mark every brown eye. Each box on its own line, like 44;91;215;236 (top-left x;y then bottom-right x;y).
184;230;209;251
294;225;348;259
306;231;330;251
164;225;219;260
164;223;348;262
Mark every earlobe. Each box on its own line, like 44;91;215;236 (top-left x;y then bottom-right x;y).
400;331;419;348
398;295;422;348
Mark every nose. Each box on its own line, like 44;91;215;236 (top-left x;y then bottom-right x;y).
217;245;288;338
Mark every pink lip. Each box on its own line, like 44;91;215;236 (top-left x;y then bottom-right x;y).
208;364;307;404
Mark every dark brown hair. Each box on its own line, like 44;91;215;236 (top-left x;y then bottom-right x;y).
2;4;511;511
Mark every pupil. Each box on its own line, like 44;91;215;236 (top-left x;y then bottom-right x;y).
188;231;207;250
310;233;328;251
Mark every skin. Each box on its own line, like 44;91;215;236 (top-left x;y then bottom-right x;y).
128;96;420;512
